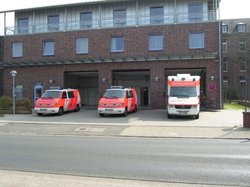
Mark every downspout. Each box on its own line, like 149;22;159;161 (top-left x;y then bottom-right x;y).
4;13;6;36
217;0;223;109
136;0;138;26
0;37;3;96
174;0;177;23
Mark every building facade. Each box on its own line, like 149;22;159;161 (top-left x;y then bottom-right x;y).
1;0;221;109
221;18;250;101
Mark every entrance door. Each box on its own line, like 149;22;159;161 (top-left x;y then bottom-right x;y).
34;84;43;104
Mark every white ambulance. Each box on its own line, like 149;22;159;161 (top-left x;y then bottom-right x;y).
167;74;200;119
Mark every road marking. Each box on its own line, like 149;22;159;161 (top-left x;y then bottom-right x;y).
74;127;106;132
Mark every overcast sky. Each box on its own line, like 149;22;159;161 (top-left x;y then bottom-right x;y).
0;0;250;19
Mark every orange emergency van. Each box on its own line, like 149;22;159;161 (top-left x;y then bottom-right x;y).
34;89;81;116
98;86;138;117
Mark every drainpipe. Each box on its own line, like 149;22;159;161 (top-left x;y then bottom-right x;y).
217;0;223;109
173;0;177;23
4;12;6;36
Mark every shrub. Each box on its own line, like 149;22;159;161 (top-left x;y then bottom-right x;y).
22;98;32;110
0;96;12;109
16;98;32;110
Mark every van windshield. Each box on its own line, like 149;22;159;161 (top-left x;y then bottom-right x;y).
170;86;197;97
103;89;126;98
42;91;61;99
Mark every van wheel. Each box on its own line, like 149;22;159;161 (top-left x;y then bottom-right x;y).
99;113;104;117
123;108;128;117
37;113;42;116
74;105;80;112
167;114;172;119
58;107;64;116
133;105;138;113
195;114;199;119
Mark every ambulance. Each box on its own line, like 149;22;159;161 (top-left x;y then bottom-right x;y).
98;86;138;117
34;89;81;116
167;74;200;119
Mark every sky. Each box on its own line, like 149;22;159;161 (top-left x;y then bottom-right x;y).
0;0;250;19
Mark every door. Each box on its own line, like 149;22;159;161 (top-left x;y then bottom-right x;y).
34;84;43;104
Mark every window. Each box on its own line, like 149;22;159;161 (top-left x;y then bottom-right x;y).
68;91;74;98
222;40;227;53
15;85;23;100
222;24;228;33
239;58;247;71
189;32;204;49
223;79;228;88
188;3;203;22
62;92;67;99
17;18;29;34
80;12;92;29
236;23;246;32
150;6;164;24
148;34;163;51
113;9;126;26
43;41;55;56
239;41;247;52
239;76;246;86
12;42;23;58
222;58;228;72
76;38;88;54
48;15;59;32
111;36;124;52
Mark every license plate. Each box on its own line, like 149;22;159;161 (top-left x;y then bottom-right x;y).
105;108;113;111
40;109;47;112
178;111;188;115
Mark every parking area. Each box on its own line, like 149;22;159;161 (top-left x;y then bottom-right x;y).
0;109;243;127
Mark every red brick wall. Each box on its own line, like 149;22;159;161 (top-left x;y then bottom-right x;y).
3;22;219;63
2;22;220;109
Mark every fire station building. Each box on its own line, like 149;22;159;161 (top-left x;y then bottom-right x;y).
0;0;221;109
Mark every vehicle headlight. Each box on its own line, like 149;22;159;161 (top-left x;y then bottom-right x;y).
168;105;175;108
116;102;124;107
99;102;105;107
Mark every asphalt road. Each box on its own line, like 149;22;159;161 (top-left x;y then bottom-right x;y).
0;135;250;186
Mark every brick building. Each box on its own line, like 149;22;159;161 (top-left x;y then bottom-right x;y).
0;0;221;109
221;18;250;100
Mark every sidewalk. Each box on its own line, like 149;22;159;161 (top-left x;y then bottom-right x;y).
0;109;249;139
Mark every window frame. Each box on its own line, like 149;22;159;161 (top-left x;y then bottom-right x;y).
189;32;205;49
222;40;228;53
148;34;163;51
48;15;59;32
43;40;55;56
237;23;246;33
80;12;92;29
150;6;164;24
222;24;228;33
76;37;89;54
113;9;127;27
239;58;247;72
111;36;124;53
188;3;203;22
12;42;23;58
222;58;228;72
239;41;247;52
17;18;29;34
223;79;229;89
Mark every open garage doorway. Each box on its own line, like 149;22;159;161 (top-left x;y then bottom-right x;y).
64;71;99;107
165;68;206;108
113;70;150;107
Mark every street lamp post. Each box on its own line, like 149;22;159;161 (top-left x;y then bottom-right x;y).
10;70;17;114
